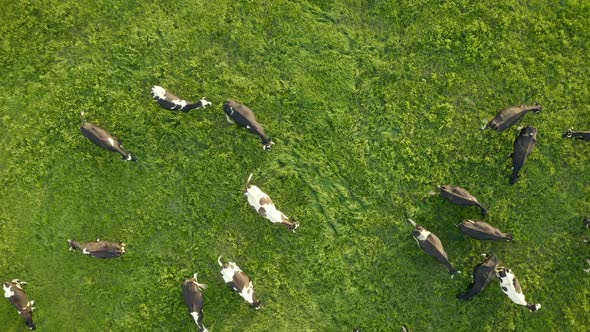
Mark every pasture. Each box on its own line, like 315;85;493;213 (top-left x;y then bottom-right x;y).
1;0;589;331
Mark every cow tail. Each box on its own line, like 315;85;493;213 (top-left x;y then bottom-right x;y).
217;255;223;267
245;173;253;191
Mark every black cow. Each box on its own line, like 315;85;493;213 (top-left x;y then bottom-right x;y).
151;86;211;112
562;129;590;141
456;254;499;300
496;267;541;312
439;185;488;216
80;112;136;161
182;273;208;332
458;220;513;241
408;219;460;277
3;279;36;330
484;104;542;132
510;126;537;184
218;256;262;309
68;239;126;258
223;100;274;150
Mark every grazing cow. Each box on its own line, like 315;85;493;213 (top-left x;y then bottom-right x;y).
496;267;541;312
182;273;208;332
151;86;211;112
68;239;126;258
456;254;499;300
510;126;537;185
244;173;299;231
458;220;513;241
218;256;262;309
223;100;274;150
483;104;542;132
408;219;460;277
3;279;36;330
562;128;590;141
80;112;136;161
439;185;488;216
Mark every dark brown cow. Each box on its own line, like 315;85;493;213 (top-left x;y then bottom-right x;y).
223;100;274;150
458;220;513;241
182;273;208;332
68;239;126;258
439;185;488;216
80;112;136;161
3;279;36;330
456;254;499;300
408;219;460;277
510;126;537;184
484;104;541;132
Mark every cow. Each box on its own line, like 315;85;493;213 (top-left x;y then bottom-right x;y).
3;279;36;330
562;128;590;141
223;100;274;150
510;126;537;185
182;273;208;332
496;267;541;312
244;173;299;231
456;254;499;300
584;259;590;273
408;219;460;277
80;112;136;161
439;185;488;216
585;217;590;228
483;104;542;132
218;256;262;309
68;239;126;258
151;86;211;112
458;220;513;241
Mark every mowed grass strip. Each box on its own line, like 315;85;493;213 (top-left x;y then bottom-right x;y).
0;1;589;331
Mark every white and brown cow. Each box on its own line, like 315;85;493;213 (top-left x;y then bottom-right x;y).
218;256;262;309
244;173;299;231
68;239;126;258
496;267;541;312
182;273;208;332
3;279;36;330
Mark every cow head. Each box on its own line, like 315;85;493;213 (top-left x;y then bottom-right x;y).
251;298;263;310
563;128;574;138
262;140;275;151
584;217;590;228
200;98;212;108
122;153;137;162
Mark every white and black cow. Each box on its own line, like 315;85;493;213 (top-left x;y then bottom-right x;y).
223;100;274;150
496;267;541;312
456;254;499;301
244;173;299;231
151;86;211;112
182;273;208;332
3;279;36;330
218;256;262;309
458;220;513;241
439;185;488;216
68;239;126;258
562;128;590;141
80;112;136;161
483;104;542;132
408;219;459;277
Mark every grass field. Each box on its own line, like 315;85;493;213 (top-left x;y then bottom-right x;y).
1;0;589;331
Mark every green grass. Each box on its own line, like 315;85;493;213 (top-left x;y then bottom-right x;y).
1;0;589;331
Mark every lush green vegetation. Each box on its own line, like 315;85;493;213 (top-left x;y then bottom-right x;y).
1;0;589;331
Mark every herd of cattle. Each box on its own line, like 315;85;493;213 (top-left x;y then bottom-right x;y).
3;87;590;330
